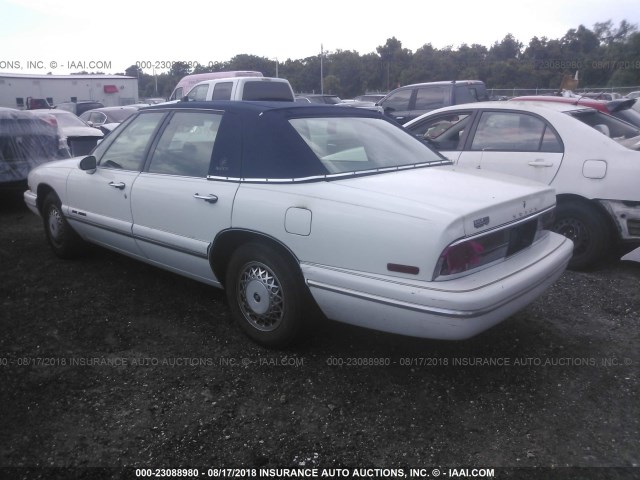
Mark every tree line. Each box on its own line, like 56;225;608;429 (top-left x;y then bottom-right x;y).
122;19;640;100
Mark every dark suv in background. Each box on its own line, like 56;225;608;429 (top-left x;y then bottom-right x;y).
378;80;488;124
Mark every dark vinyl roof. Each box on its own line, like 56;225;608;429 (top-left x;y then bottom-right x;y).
140;101;395;181
143;100;385;119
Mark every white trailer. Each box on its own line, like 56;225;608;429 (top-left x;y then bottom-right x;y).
0;73;139;109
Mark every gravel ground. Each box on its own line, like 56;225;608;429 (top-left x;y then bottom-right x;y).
0;191;639;480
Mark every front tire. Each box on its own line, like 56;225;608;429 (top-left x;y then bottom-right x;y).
553;201;611;270
42;192;84;259
225;243;310;348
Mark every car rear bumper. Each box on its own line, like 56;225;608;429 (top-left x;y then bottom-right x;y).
302;233;573;340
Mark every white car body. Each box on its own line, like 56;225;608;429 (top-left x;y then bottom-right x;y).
24;101;572;346
404;101;640;268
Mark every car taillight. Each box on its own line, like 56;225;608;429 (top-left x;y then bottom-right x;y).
433;208;555;280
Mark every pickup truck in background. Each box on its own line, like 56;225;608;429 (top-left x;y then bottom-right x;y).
183;76;295;102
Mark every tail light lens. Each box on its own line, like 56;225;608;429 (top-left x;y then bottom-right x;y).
433;208;555;280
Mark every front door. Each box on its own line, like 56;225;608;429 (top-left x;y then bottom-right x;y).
65;111;167;256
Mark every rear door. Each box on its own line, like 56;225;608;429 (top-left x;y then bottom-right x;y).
130;109;240;286
456;109;564;184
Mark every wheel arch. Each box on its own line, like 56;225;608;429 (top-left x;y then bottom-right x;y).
209;229;302;288
35;183;58;214
555;193;618;239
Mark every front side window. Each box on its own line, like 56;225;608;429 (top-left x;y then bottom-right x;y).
97;112;165;171
471;111;562;152
407;112;472;150
381;89;412;112
187;84;209;102
147;111;221;177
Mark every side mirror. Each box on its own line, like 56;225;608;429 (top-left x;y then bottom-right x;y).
79;155;97;172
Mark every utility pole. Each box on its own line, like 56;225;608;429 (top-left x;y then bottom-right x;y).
320;44;324;95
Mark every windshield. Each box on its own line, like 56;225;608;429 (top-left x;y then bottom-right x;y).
50;111;91;128
289;117;446;175
614;108;640;128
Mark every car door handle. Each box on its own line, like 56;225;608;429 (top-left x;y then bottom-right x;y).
193;193;218;204
108;181;126;189
528;160;554;167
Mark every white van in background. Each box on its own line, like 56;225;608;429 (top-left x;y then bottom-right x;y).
168;71;263;101
184;76;295;102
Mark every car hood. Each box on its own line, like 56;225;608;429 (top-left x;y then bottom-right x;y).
329;166;556;236
60;126;103;138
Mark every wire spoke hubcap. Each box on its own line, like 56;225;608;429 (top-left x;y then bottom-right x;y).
237;262;284;332
48;207;64;243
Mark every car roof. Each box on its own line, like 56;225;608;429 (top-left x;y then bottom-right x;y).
398;80;484;89
142;100;385;119
427;100;593;114
83;106;139;113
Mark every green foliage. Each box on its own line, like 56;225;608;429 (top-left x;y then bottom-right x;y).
125;20;640;100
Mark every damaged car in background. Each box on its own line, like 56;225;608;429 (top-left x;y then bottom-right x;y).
404;101;640;269
24;101;572;347
29;109;103;157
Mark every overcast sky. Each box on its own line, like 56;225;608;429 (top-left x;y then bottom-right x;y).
1;0;638;75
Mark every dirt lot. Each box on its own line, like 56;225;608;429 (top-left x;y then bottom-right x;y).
1;191;639;480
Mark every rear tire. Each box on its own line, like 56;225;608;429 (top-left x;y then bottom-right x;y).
553;201;611;270
225;243;312;348
42;192;84;259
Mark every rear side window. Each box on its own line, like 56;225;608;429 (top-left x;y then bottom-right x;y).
148;111;221;177
472;111;562;152
415;86;448;110
243;81;293;101
455;85;479;103
212;82;233;100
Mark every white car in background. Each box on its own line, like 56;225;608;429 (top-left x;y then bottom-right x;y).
23;101;572;347
404;101;640;269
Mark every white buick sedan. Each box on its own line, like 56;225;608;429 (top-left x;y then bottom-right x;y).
404;101;640;269
24;101;572;347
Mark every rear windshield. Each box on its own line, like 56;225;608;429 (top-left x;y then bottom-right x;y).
569;109;640;140
242;81;293;101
